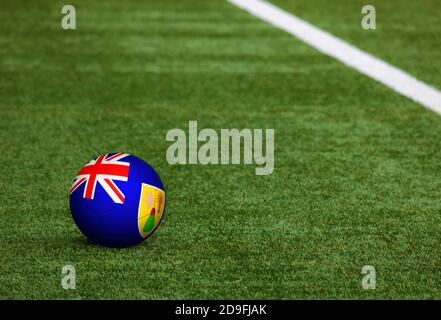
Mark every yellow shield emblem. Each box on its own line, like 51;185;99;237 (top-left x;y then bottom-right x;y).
137;183;165;238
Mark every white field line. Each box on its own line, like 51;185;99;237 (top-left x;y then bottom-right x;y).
228;0;441;115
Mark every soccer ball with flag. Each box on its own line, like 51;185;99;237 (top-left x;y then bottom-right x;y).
69;153;166;248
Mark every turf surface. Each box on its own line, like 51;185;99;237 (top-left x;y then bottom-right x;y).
1;0;441;299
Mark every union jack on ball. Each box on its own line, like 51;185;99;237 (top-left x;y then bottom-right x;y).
69;153;166;248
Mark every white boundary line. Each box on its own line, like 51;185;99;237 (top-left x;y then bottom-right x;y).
228;0;441;115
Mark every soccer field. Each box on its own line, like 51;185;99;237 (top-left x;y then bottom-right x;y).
1;0;441;299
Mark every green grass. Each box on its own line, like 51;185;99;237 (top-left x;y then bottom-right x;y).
272;0;441;88
1;0;441;299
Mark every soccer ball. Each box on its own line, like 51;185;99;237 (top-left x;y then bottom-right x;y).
69;153;166;248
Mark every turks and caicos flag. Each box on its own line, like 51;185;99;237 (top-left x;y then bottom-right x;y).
69;153;165;248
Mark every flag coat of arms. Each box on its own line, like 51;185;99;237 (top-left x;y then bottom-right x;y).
69;153;166;248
